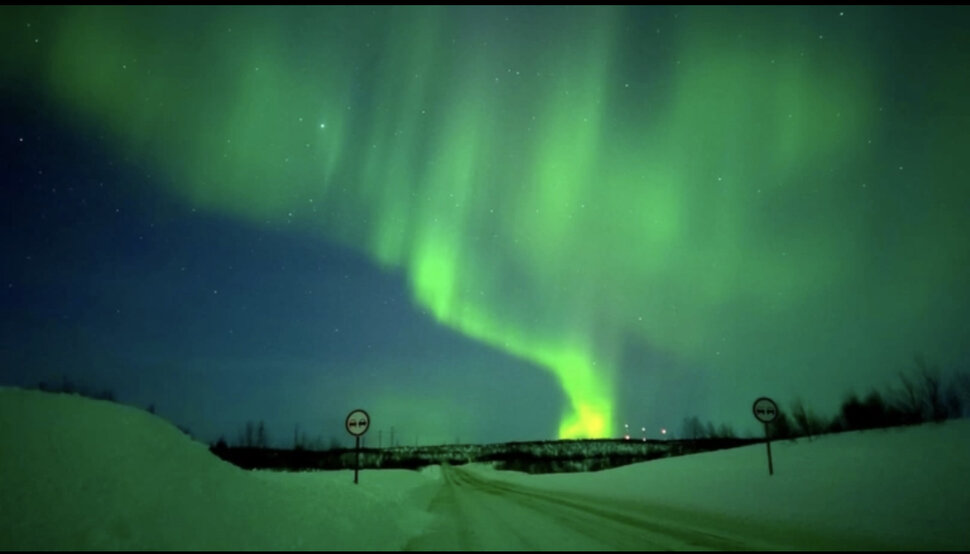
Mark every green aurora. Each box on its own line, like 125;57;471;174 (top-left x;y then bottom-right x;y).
4;6;969;438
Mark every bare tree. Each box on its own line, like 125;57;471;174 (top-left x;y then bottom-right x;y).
893;372;924;425
704;421;717;440
681;416;704;440
769;409;794;440
257;421;268;448
948;370;969;417
716;423;737;439
238;421;256;447
791;398;823;440
915;356;948;422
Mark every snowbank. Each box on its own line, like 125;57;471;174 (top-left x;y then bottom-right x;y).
0;388;434;550
465;420;970;549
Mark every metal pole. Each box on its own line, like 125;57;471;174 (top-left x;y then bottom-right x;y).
354;435;360;484
764;422;774;476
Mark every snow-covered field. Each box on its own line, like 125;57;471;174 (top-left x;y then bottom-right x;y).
2;387;968;550
459;423;970;549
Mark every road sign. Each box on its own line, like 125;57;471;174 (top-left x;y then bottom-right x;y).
753;397;778;423
752;397;778;476
346;409;370;437
345;409;370;485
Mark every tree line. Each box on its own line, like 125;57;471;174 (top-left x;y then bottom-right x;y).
681;356;969;441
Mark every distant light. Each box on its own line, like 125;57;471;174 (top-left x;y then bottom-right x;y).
624;434;630;440
661;428;667;435
320;123;326;129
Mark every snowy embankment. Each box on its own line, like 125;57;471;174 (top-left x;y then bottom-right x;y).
0;388;436;550
461;419;970;550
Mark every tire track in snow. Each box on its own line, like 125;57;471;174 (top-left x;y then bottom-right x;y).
406;464;891;551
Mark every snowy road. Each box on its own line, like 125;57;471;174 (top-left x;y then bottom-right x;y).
405;464;888;551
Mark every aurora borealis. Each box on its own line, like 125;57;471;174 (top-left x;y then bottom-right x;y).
2;6;969;444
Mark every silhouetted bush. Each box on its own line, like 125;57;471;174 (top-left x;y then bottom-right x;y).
831;357;968;434
840;390;893;430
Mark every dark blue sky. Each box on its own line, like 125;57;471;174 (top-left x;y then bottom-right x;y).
1;97;571;446
2;6;969;446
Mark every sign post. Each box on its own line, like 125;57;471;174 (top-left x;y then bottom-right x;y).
752;397;778;476
345;409;370;484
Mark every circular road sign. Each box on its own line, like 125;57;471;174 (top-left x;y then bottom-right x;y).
345;409;370;437
752;397;779;423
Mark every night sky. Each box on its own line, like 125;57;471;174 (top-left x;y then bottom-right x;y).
2;6;969;446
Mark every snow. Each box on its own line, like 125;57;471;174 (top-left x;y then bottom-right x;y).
460;422;970;549
2;386;968;549
0;388;436;550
